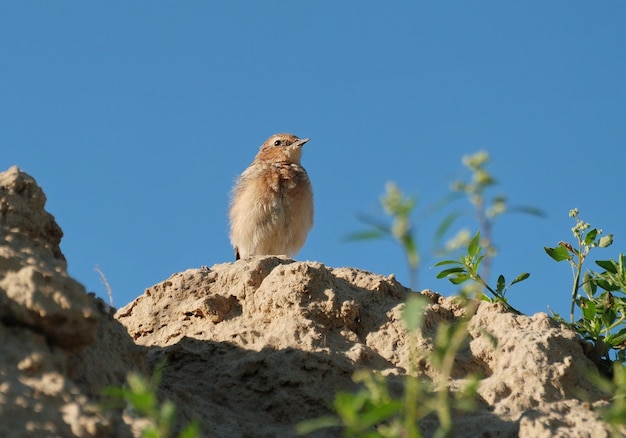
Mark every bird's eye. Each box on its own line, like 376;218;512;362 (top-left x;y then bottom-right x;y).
273;140;281;146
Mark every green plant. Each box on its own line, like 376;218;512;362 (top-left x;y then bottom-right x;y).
544;209;626;364
593;362;626;437
347;151;541;293
346;182;421;290
337;158;626;436
447;151;499;281
297;294;479;438
544;208;613;323
447;151;543;283
103;365;200;438
435;231;527;315
582;256;626;363
422;309;481;437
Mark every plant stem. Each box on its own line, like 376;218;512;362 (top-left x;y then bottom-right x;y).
434;300;478;438
407;256;418;292
475;198;494;285
405;320;421;438
571;235;585;324
404;375;420;438
571;264;581;324
474;271;522;315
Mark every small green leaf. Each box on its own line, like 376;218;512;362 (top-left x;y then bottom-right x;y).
436;267;466;279
496;275;505;294
449;274;470;284
596;278;621;292
434;211;462;243
548;307;565;322
544;246;570;262
579;298;596;321
142;428;159;438
179;422;201;438
475;254;487;268
358;400;404;429
468;231;481;258
402;235;420;268
344;230;388;242
601;306;617;328
582;271;597;297
595;259;618;274
433;259;461;267
598;234;613;248
480;294;493;302
159;400;176;424
609;328;626;346
510;272;530;285
584;228;598;246
335;391;366;417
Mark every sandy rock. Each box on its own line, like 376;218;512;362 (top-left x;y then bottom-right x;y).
0;166;97;348
116;258;615;437
116;258;412;436
0;166;619;437
0;167;141;437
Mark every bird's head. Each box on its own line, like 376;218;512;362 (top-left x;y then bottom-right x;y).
256;133;309;164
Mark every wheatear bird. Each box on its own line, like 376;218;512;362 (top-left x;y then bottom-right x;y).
229;133;313;260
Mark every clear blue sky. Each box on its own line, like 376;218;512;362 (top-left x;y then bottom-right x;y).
2;2;625;318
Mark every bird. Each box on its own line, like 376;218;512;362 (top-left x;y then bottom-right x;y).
228;133;314;260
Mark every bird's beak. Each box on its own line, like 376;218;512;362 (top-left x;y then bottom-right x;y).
294;138;310;148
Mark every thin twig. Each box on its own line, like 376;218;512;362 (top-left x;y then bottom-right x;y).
94;264;114;307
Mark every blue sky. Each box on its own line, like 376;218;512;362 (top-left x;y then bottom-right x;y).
2;2;625;318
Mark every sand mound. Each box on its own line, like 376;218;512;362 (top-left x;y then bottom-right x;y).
0;166;618;437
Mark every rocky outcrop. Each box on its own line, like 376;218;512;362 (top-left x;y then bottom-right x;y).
0;166;619;437
0;166;142;437
116;259;611;437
